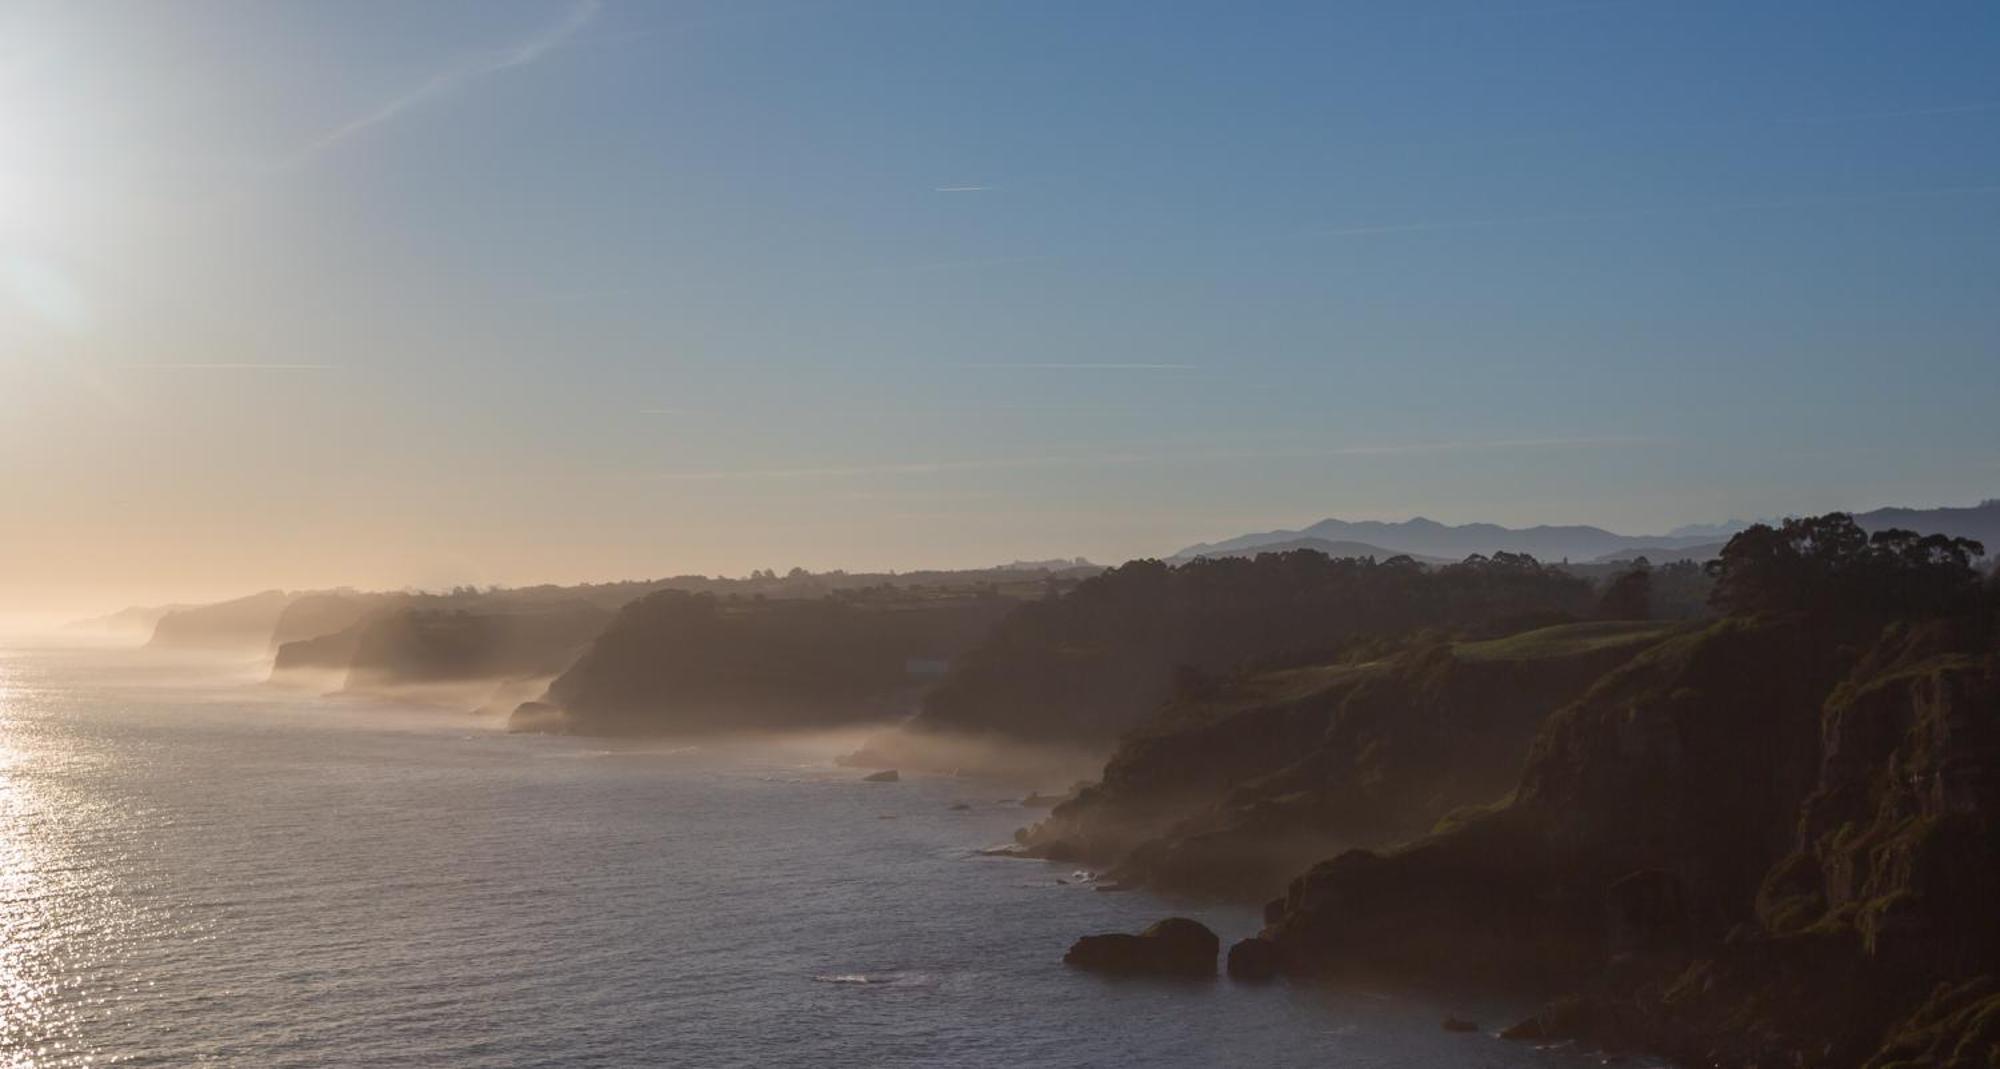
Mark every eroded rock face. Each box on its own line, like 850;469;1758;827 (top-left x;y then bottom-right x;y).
1260;610;2000;1068
1063;918;1219;977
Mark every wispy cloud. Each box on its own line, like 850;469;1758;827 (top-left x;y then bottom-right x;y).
960;362;1198;370
644;436;1649;483
115;363;337;371
288;0;599;164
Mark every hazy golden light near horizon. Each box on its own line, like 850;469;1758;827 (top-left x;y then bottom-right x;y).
1;0;1996;620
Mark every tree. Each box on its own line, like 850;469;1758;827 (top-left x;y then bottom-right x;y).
1707;513;1984;618
1597;558;1652;620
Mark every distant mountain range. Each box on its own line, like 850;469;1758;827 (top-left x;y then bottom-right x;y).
1173;500;2000;565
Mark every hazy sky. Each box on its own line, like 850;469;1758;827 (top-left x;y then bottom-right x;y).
3;0;1998;610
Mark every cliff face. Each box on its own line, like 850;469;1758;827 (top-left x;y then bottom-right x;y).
147;590;297;650
1020;621;1683;899
1259;611;2000;1066
341;603;613;691
523;590;1017;736
270;624;368;678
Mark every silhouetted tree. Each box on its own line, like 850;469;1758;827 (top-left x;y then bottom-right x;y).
1597;558;1652;620
1707;513;1984;618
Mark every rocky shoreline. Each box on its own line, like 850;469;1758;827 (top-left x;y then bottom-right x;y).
1038;518;1999;1067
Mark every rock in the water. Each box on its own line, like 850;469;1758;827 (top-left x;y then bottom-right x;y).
1063;917;1218;977
1442;1017;1479;1033
862;769;899;782
948;802;972;811
1226;937;1280;981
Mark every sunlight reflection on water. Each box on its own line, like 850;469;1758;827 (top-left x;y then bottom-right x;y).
1;656;65;1066
0;643;1614;1069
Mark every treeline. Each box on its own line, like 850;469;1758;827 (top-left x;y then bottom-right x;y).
900;549;1601;748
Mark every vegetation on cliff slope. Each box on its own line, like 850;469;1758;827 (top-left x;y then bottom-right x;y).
1250;513;1994;1067
879;550;1596;758
1020;619;1685;899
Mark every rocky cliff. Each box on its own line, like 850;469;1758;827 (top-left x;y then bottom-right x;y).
147;590;297;650
1256;610;1999;1066
1020;620;1685;899
517;589;1017;736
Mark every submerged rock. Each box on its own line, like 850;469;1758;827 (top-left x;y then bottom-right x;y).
862;769;899;783
1063;917;1219;977
1226;937;1280;981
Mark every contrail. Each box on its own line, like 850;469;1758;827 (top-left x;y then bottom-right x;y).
287;0;599;164
960;362;1198;370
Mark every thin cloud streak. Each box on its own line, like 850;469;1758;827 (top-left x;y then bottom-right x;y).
644;436;1652;482
287;0;599;164
961;362;1198;370
115;363;337;371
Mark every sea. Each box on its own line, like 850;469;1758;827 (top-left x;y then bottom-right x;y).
0;639;1622;1068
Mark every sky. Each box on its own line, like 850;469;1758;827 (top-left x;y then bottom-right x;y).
2;0;1998;612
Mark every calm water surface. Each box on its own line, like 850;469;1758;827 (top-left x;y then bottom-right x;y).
0;641;1615;1068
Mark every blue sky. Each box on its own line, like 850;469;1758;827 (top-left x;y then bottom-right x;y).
2;0;1997;605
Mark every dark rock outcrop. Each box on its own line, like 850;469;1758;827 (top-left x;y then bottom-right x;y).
1225;936;1280;981
862;769;899;783
1063;918;1219;977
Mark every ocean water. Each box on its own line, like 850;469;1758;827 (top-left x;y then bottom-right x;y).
0;642;1604;1068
